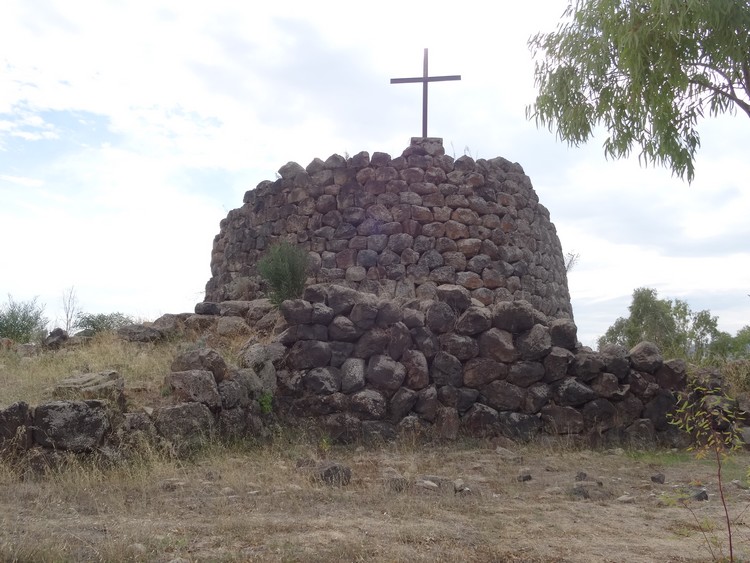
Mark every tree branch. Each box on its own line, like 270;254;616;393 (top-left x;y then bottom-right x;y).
689;77;750;119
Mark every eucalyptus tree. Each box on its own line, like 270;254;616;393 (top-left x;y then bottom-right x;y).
529;0;750;181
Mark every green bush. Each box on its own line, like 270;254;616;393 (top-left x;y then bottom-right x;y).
76;312;134;336
0;295;48;343
257;241;309;306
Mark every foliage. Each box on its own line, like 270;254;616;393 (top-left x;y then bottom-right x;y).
528;0;750;181
75;312;134;335
258;391;274;415
257;240;309;307
669;380;743;561
0;295;48;343
598;287;727;360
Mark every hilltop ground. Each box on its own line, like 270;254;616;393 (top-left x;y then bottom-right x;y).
1;334;749;562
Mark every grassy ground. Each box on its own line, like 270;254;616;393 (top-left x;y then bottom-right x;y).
2;335;750;561
2;434;750;562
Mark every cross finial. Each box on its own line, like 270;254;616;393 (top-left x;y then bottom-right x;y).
390;48;461;138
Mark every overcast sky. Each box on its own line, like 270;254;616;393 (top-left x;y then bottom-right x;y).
1;0;748;347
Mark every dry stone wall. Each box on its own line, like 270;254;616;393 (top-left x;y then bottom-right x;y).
205;138;573;319
269;284;689;445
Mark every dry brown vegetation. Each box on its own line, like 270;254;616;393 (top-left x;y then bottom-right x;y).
3;436;750;562
2;336;750;562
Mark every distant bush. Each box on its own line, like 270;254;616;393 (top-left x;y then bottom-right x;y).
0;295;48;343
76;312;134;336
257;241;309;306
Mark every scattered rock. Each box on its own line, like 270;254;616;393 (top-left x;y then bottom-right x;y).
651;473;666;484
314;461;352;486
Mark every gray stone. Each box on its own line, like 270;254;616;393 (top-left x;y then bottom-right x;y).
286;340;331;369
0;401;32;451
554;377;597;407
216;316;252;336
350;389;387;419
599;343;630;380
303;367;342;395
497;412;541;442
34;400;111;452
314;461;351;486
435;284;472;312
462;403;499;437
402;349;430;389
411;326;440;359
517;324;552;360
218;379;249;409
323;413;362;444
414;386;439;422
481;380;525;411
478;328;519;362
117;324;164;343
366;355;406;391
543;347;574;382
426;301;457;333
581;398;618;432
279;299;314;325
541;404;584;434
436;406;460;440
549;318;578;349
629;341;663;374
493;300;536;332
341;358;366;393
507;361;545;388
463;358;507;388
388;322;412;361
354;327;390;358
165;370;221;410
53;370;125;410
328;316;363;341
171;348;228;383
431;351;463;387
455;306;493;335
389;387;418;421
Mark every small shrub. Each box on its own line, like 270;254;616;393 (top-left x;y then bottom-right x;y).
0;295;48;343
669;380;744;562
75;312;134;336
258;391;273;415
257;241;309;306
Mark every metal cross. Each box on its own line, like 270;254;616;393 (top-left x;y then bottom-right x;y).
390;48;461;138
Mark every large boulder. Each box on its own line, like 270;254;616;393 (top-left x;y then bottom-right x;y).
629;342;663;374
43;328;69;350
33;400;112;452
117;324;164;343
0;401;32;451
153;402;215;452
171;348;228;383
53;370;126;410
164;370;221;410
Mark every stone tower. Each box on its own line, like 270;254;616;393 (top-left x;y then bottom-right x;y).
204;138;572;320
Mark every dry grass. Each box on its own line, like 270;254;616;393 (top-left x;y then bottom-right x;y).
3;335;750;561
0;331;256;410
2;433;750;562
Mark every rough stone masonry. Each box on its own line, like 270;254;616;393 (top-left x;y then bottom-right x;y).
197;138;688;445
205;138;572;320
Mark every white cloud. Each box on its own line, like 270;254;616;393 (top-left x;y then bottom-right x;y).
0;0;746;347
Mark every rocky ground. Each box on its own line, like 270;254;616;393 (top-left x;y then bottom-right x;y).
2;437;749;562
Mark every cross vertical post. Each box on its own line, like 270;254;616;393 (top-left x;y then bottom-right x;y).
391;48;461;138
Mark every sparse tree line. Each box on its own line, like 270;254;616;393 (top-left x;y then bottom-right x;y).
597;287;750;364
0;288;135;344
